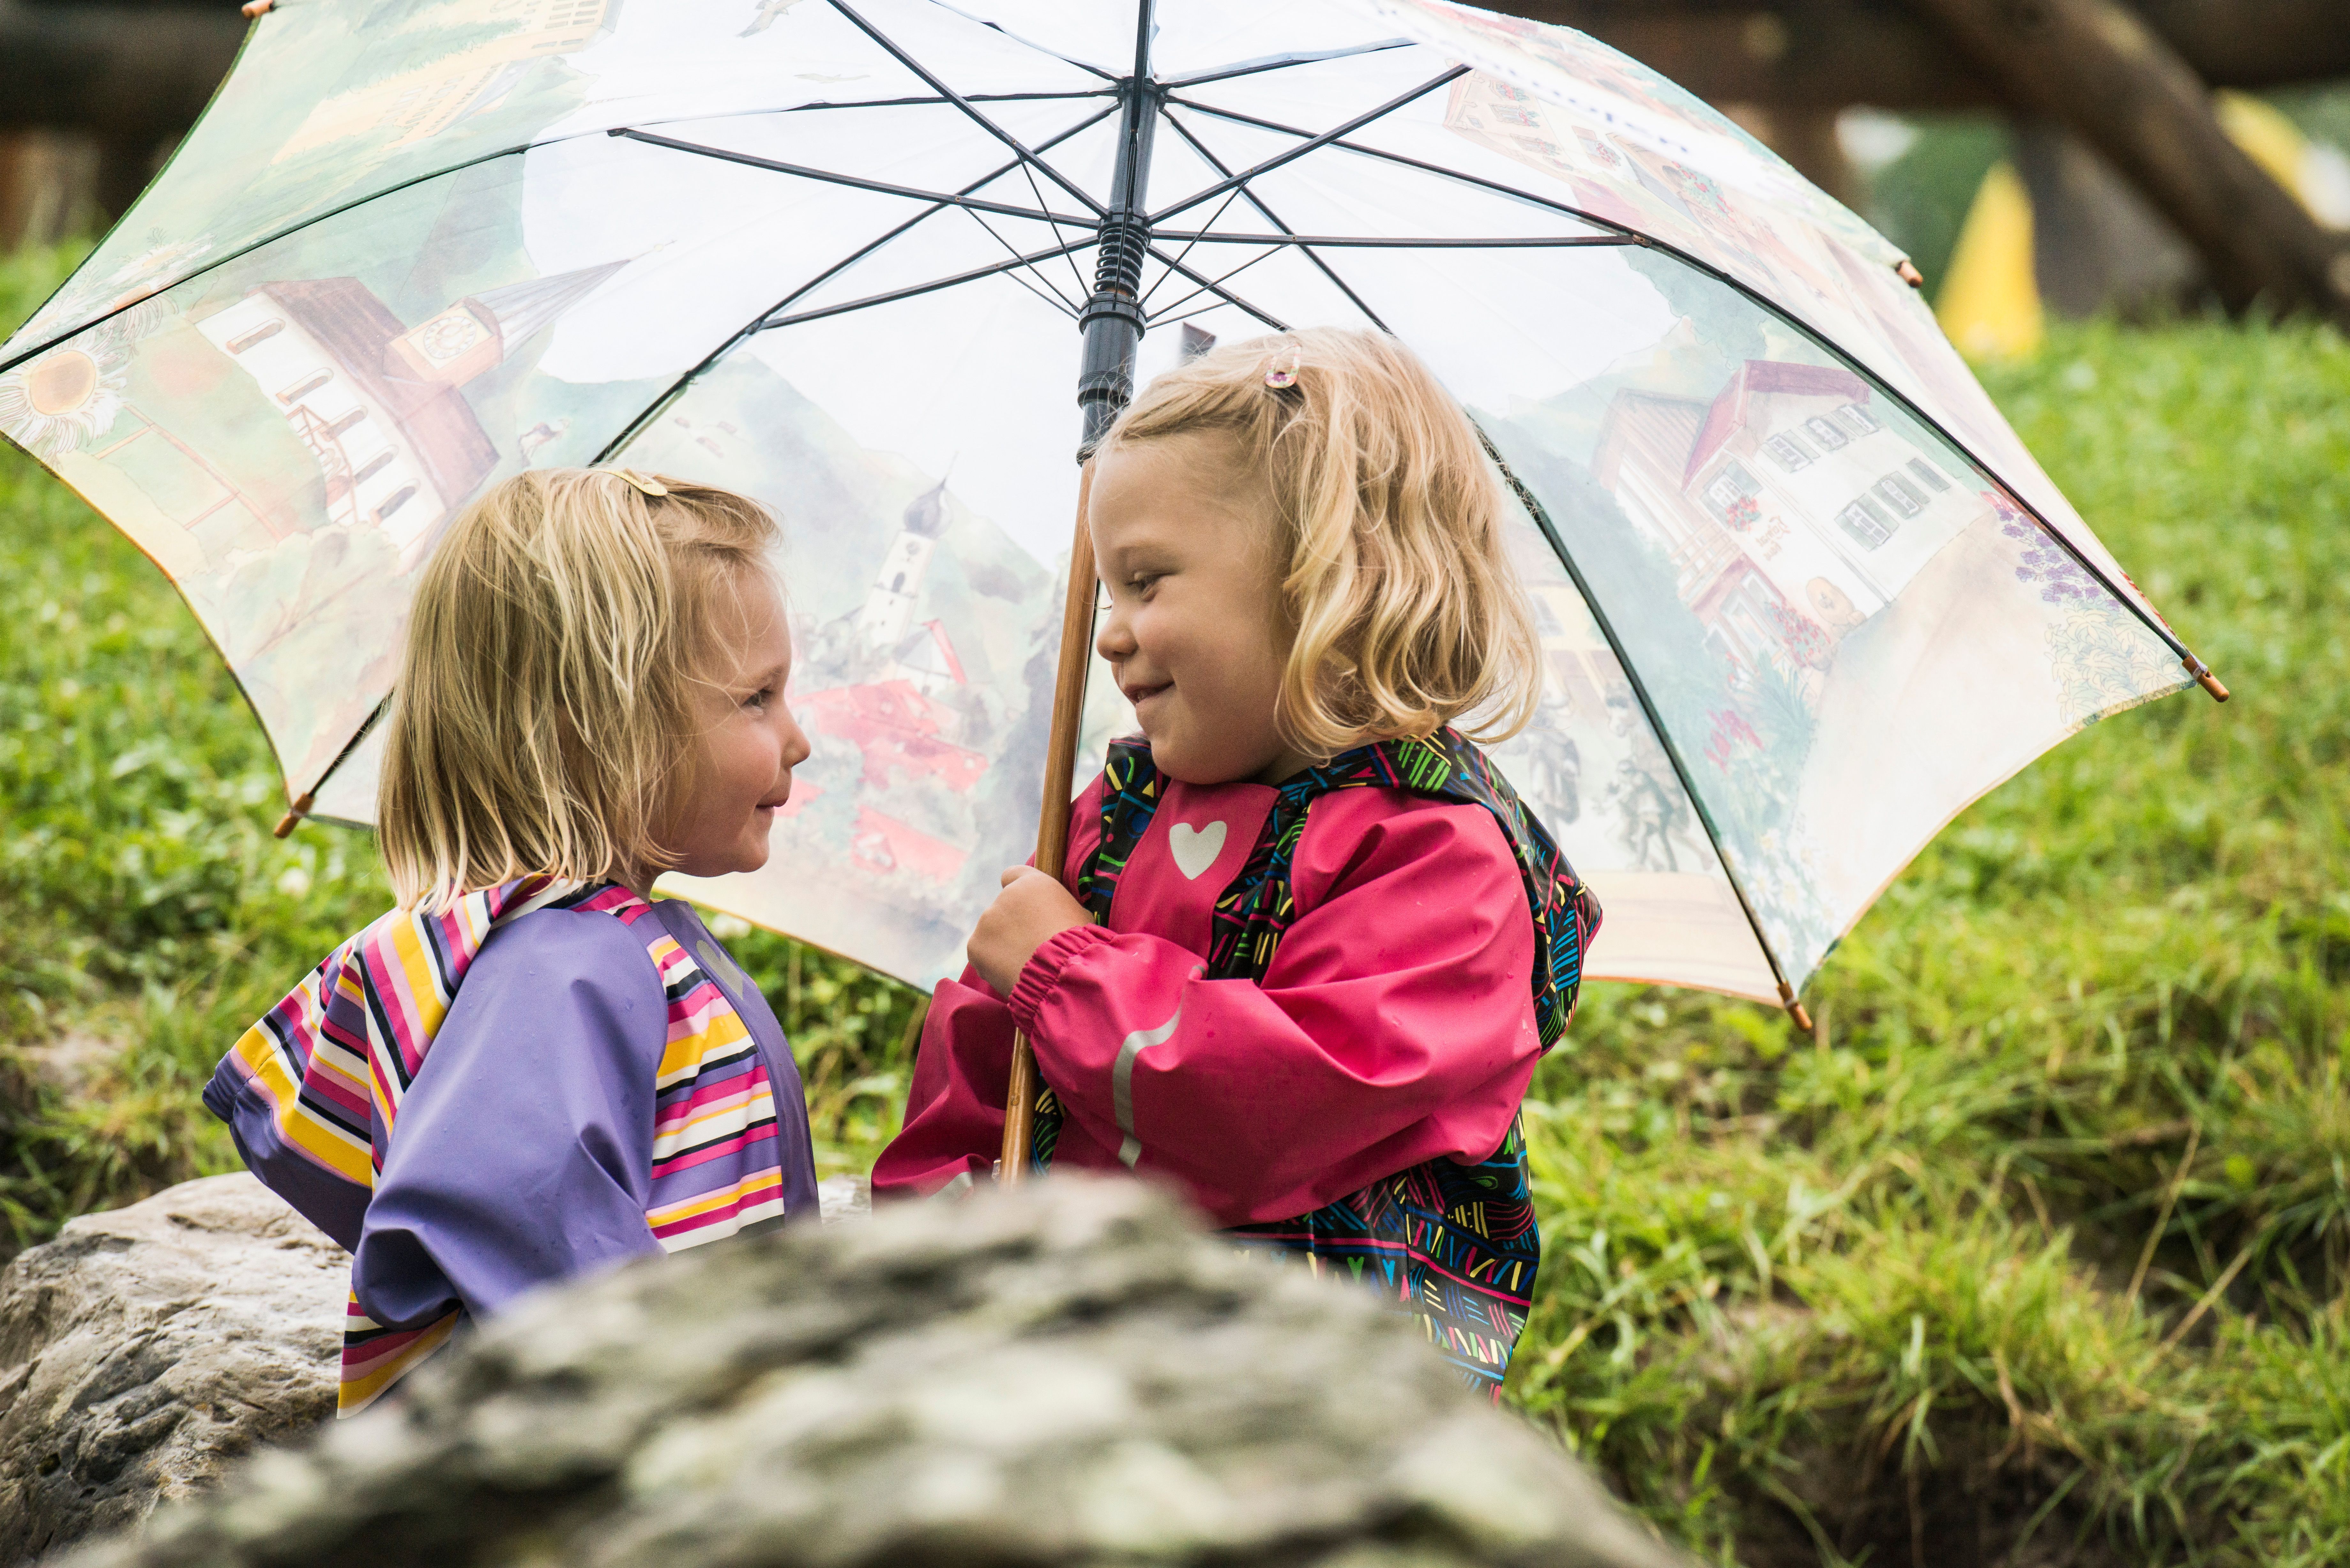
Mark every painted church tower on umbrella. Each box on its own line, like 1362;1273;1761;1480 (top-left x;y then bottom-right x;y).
385;262;627;387
853;475;951;651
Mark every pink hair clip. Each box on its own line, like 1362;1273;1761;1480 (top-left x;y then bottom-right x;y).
1263;348;1301;389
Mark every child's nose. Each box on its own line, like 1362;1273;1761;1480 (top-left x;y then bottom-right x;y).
780;711;812;770
1094;595;1135;660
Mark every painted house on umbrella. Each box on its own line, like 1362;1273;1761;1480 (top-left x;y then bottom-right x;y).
196;260;625;567
1594;359;1983;674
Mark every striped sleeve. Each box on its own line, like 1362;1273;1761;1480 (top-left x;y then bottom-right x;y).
638;930;788;1248
204;929;381;1248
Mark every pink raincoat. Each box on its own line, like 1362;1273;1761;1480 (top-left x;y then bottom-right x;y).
875;770;1542;1225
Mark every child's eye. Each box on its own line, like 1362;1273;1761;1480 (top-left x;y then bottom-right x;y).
742;687;773;712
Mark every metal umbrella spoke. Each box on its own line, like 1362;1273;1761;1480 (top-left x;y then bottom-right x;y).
589;101;1117;465
1137;182;1252;309
1147;64;1467;226
611;127;1098;226
925;0;1120;82
1152;102;1390;331
825;0;1109;218
1161;93;1631;237
1015;151;1098;303
1158;38;1415;90
1148;232;1640;247
952;202;1086;317
761;233;1101;331
1142;241;1290;323
766;89;1117;113
1143;243;1288;331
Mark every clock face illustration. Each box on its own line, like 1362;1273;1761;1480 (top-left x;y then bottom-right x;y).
410;309;488;365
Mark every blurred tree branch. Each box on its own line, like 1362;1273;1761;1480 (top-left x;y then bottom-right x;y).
1491;0;2350;109
0;0;242;225
1494;0;2350;325
0;2;242;140
1904;0;2350;327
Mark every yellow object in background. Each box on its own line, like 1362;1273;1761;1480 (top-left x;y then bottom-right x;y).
1933;95;2350;364
2215;92;2350;226
1936;161;2044;363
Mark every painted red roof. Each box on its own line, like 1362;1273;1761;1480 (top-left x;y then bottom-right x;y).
799;679;988;793
1684;360;1874;484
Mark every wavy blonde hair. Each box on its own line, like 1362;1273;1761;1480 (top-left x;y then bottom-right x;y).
378;467;781;912
1100;327;1541;759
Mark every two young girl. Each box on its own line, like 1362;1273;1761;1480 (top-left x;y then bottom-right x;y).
875;330;1600;1395
216;327;1594;1412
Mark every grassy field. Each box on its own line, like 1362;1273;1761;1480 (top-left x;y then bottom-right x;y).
4;244;2346;1565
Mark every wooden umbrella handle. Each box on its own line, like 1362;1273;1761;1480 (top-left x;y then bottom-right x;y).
998;464;1098;1186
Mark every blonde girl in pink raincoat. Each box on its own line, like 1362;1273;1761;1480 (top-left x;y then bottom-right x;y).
876;329;1601;1396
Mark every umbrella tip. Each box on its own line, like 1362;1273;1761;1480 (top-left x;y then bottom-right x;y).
2182;656;2230;703
273;791;314;839
1776;982;1813;1033
1895;259;1924;290
240;0;274;16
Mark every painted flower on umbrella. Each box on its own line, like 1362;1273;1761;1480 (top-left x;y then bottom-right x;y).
0;339;127;459
1766;601;1836;669
1987;487;2102;607
1722;494;1762;533
1704;706;1763;771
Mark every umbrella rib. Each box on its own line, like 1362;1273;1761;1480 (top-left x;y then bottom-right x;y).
1147;64;1468;227
1468;419;1808;1010
1143;244;1288;332
773;89;1114;111
1144;242;1284;321
1154;103;1389;331
824;0;1107;218
1015;155;1096;303
591;106;1117;467
277;693;394;829
952;203;1082;317
1157;39;1416;90
1160;94;1630;237
921;0;1119;81
762;235;1098;330
610;128;1093;226
1146;232;1639;247
1137;183;1250;309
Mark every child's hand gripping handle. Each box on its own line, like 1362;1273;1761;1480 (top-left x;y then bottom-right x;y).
999;464;1098;1186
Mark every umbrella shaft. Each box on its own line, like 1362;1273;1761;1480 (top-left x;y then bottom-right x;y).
1078;61;1159;451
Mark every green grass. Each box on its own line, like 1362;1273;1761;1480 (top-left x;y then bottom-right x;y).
4;245;2347;1564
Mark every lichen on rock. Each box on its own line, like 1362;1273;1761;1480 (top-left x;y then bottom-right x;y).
49;1177;1681;1568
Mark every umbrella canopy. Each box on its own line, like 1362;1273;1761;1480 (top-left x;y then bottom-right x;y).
0;0;2218;1010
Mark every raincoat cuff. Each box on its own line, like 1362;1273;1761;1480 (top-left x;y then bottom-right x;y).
1006;924;1111;1032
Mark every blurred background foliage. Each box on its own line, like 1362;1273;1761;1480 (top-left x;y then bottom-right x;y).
2;80;2348;1568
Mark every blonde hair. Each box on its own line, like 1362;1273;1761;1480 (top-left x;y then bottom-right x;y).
1100;327;1542;760
378;467;782;911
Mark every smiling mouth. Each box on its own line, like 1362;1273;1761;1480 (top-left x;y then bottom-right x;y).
1122;681;1170;706
755;790;792;811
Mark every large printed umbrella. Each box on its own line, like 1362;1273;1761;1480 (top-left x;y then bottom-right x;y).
0;0;2223;1021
